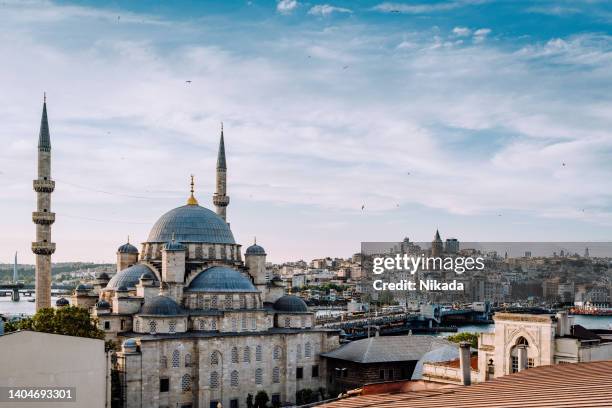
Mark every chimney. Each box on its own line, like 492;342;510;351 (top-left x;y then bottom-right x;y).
459;341;471;385
556;311;569;336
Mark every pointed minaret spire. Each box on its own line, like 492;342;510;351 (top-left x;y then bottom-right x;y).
38;93;51;152
32;94;56;310
213;123;230;221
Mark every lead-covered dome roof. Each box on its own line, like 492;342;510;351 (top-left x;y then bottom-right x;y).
117;242;139;254
186;266;257;292
106;264;158;290
273;295;309;312
246;243;266;255
139;295;184;316
147;204;235;244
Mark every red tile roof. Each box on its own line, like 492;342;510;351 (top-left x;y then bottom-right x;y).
320;361;612;408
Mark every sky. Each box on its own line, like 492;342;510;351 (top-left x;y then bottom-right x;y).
1;0;612;264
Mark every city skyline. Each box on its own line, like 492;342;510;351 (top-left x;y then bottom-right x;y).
2;0;612;264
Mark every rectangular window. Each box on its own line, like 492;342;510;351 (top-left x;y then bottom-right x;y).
511;356;518;373
312;365;319;378
379;369;385;380
230;399;239;408
210;402;218;408
271;394;281;407
120;320;125;330
104;321;110;330
159;378;170;393
296;367;303;379
388;369;394;379
528;358;534;368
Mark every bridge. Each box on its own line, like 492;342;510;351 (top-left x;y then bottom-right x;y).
0;284;74;301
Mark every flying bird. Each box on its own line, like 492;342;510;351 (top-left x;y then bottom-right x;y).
343;65;349;70
562;162;566;167
361;205;365;210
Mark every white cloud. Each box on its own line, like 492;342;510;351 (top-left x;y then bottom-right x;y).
277;0;299;14
473;28;491;43
453;27;472;37
308;4;352;17
373;0;488;14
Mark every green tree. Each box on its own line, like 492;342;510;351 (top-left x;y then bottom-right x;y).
254;390;269;408
7;306;104;340
246;393;254;408
447;332;479;348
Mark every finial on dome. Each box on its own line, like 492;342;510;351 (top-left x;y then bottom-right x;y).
187;174;199;205
43;92;46;104
127;235;130;244
254;236;257;245
171;232;176;242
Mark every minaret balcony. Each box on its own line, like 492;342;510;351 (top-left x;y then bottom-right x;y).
33;179;55;193
32;211;55;225
213;194;230;207
32;242;56;255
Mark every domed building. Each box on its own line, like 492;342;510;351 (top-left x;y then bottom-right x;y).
82;128;339;408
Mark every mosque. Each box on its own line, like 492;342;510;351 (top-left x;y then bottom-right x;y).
34;98;340;408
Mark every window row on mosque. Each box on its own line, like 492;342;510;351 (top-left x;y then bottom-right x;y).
183;293;261;310
141;243;241;261
192;316;259;332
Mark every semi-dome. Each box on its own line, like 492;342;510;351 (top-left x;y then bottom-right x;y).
55;297;69;307
139;295;184;316
246;243;266;255
117;242;139;254
106;264;158;290
186;266;257;292
273;295;309;312
147;204;235;244
96;300;111;309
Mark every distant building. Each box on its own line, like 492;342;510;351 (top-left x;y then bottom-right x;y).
444;238;459;254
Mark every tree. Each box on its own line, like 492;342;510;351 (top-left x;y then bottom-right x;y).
447;332;479;348
254;390;269;408
6;306;104;340
246;393;254;408
296;389;316;405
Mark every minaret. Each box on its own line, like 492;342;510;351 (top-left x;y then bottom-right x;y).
32;94;56;310
13;252;18;283
213;123;230;221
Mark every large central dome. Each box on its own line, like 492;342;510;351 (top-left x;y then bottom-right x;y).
147;204;235;244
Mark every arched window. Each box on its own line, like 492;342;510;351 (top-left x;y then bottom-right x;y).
243;346;251;363
240;295;247;309
231;347;239;363
210;351;220;366
273;346;282;360
199;319;206;330
256;345;262;362
134;320;140;332
195;244;203;259
516;337;529;346
251;317;257;331
255;368;263;384
208;246;215;259
284;317;291;328
197;295;203;309
168;320;176;333
185;353;192;367
149;320;157;334
301;316;306;328
211;319;217;331
225;295;233;309
211;295;218;309
172;350;180;368
210;371;219;389
241;316;247;331
204;297;211;310
160;355;167;368
305;342;312;358
230;370;239;387
272;367;280;383
231;318;237;332
181;374;191;392
296;344;302;359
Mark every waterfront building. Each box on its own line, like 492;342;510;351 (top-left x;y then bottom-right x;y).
476;312;612;381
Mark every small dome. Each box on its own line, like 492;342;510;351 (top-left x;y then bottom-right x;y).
139;295;184;316
118;242;139;254
122;338;138;352
186;266;257;293
106;264;158;290
147;204;235;244
96;271;110;280
76;284;88;291
96;300;111;309
246;243;266;255
55;297;69;306
164;240;185;251
140;271;155;280
273;295;308;312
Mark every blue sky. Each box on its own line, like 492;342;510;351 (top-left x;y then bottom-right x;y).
1;0;612;263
